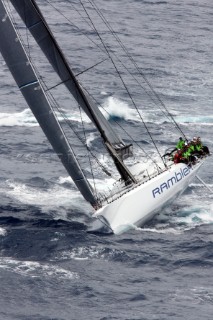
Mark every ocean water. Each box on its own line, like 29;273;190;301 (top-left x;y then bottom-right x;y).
0;0;213;319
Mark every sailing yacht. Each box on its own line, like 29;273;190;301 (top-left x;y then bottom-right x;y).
0;0;209;234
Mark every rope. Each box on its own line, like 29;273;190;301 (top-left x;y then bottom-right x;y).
88;0;187;140
44;0;187;161
196;175;213;194
79;0;166;167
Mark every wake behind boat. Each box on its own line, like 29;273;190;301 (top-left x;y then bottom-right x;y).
0;0;210;235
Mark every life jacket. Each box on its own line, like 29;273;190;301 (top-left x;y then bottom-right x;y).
195;143;202;152
188;145;195;153
176;140;185;149
182;149;190;158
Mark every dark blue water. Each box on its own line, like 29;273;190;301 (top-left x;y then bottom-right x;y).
0;1;213;319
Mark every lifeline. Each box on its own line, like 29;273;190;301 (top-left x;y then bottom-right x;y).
152;166;191;198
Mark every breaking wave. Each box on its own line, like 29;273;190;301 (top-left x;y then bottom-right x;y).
0;228;7;236
0;107;91;127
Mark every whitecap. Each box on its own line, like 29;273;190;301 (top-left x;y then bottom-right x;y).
0;109;38;127
139;226;182;235
0;107;91;127
4;179;92;218
57;176;73;185
0;228;7;236
60;246;125;261
172;205;213;228
0;257;79;279
101;96;138;121
175;115;213;125
6;179;82;210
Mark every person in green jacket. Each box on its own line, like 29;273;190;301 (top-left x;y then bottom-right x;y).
163;137;186;159
182;146;190;163
194;137;210;155
176;137;185;150
188;141;195;154
192;137;204;155
182;143;196;164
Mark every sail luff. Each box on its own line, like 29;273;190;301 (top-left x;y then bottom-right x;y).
0;0;97;206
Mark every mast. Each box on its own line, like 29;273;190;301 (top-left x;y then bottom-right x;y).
9;0;136;184
0;0;97;206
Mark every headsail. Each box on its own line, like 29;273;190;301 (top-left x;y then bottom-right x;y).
9;0;136;184
0;0;97;206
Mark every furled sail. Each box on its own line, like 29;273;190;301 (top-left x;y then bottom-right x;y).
10;0;132;159
0;0;97;206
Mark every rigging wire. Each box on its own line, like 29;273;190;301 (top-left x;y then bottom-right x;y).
40;0;165;169
49;0;165;114
82;87;163;171
45;0;107;55
40;77;113;178
45;0;187;144
43;0;166;170
88;0;187;139
4;1;112;201
50;0;185;136
33;2;163;172
6;0;174;174
6;0;164;175
79;0;166;168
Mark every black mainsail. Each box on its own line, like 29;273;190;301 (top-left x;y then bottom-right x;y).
0;0;96;205
8;0;136;184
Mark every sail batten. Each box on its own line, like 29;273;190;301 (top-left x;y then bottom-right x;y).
19;80;39;89
0;0;96;206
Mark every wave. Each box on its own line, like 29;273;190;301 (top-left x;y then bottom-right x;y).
167;205;213;232
2;179;91;217
175;115;213;125
171;286;213;304
0;109;37;127
101;97;212;127
0;95;140;127
101;96;138;121
130;201;213;235
0;107;91;127
0;227;7;236
58;246;127;262
3;97;208;130
0;97;133;128
0;257;79;280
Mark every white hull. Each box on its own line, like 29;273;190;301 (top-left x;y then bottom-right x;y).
93;160;205;234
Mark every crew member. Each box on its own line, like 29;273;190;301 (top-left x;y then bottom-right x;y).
176;137;185;150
